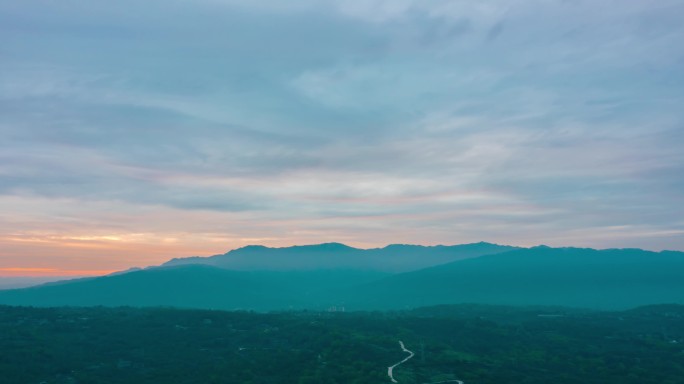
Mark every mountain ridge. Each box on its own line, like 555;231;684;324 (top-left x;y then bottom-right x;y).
1;245;683;311
345;246;684;309
162;241;518;272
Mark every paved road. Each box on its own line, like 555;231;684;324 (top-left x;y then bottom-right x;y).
387;341;415;383
387;340;465;384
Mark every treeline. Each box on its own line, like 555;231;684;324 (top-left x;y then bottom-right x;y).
0;304;683;383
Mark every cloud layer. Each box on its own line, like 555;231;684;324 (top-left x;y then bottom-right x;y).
1;0;683;273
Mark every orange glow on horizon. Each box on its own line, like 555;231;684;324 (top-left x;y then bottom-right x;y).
0;267;116;278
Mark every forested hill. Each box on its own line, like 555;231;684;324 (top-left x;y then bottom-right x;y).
345;246;684;309
0;266;387;311
1;304;683;384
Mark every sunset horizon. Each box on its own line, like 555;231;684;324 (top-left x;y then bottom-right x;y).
3;237;683;278
2;2;683;382
2;1;683;277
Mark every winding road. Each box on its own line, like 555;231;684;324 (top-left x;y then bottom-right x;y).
387;340;464;384
387;341;415;383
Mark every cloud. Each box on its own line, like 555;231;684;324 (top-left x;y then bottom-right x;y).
1;0;683;273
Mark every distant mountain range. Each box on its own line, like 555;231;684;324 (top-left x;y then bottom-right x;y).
162;242;517;272
0;244;682;311
0;276;83;290
344;246;684;309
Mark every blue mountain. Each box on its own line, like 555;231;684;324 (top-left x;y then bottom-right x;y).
162;242;516;272
1;244;682;311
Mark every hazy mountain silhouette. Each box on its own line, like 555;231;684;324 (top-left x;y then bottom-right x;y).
347;246;684;310
162;242;517;272
0;265;386;311
0;245;682;311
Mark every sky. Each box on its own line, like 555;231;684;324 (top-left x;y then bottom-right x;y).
1;0;683;276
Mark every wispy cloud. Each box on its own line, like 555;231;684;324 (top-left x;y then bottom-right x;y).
1;0;683;274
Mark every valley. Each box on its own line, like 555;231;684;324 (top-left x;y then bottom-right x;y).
1;304;682;384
